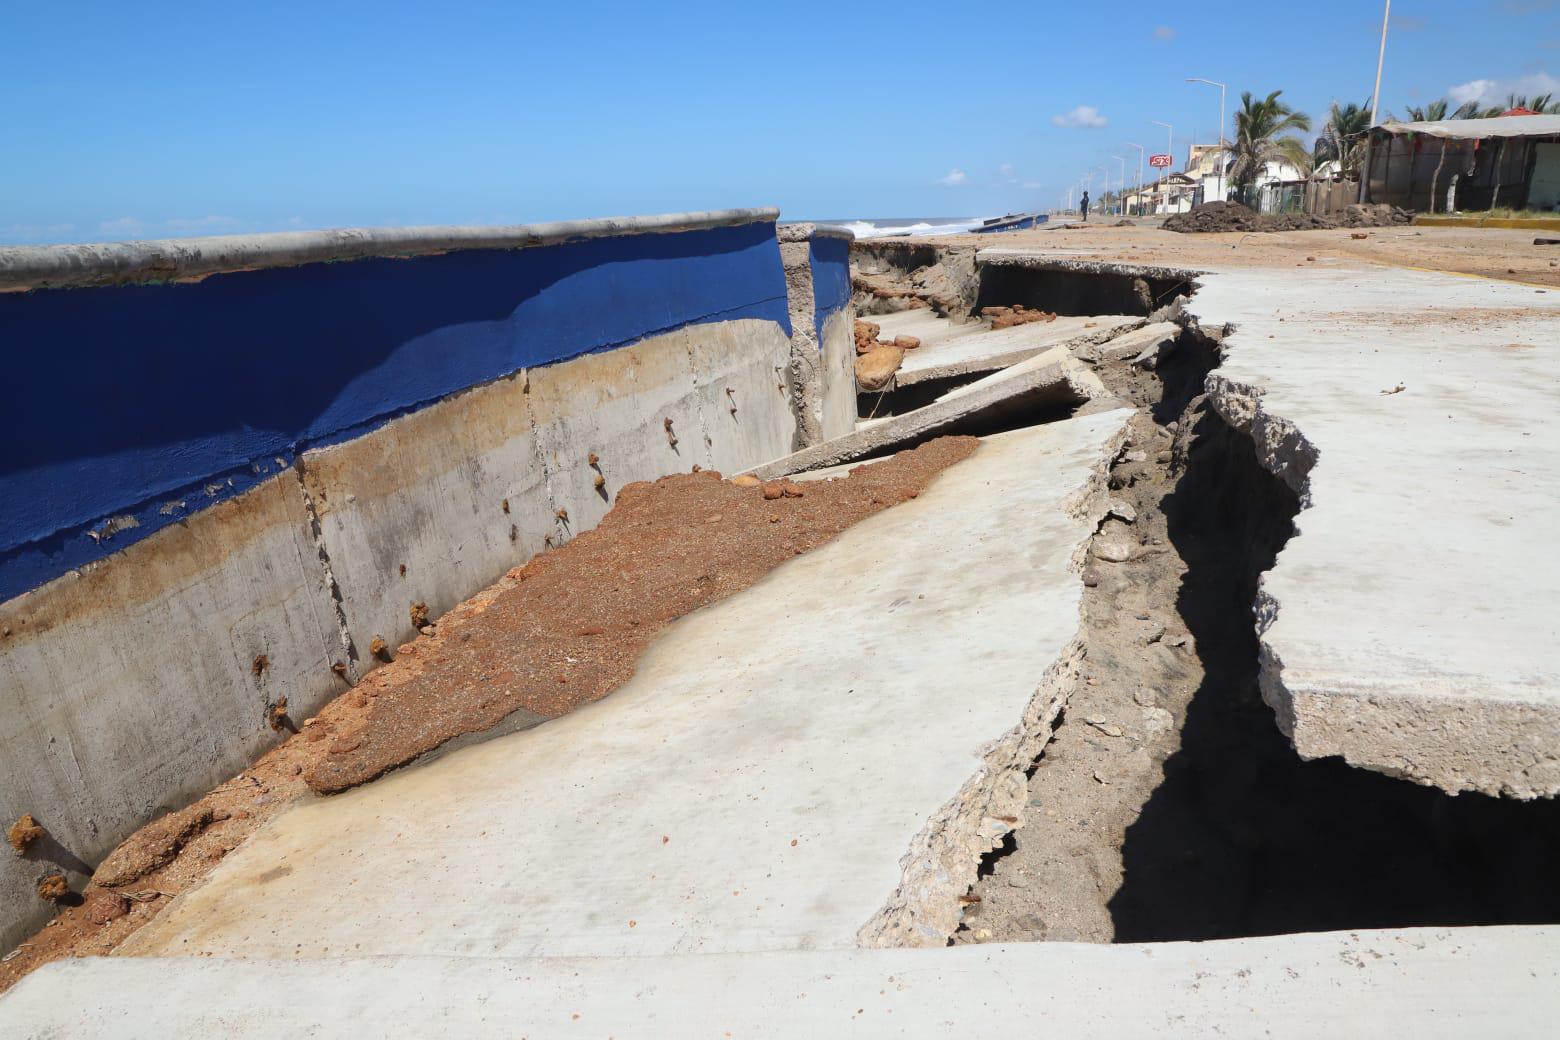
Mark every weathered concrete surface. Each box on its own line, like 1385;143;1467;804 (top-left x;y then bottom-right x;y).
0;208;781;290
1079;320;1181;364
116;413;1129;960
7;927;1555;1037
747;348;1110;478
818;305;857;439
0;475;342;955
1194;265;1560;797
875;311;1144;385
299;372;553;669
685;319;798;476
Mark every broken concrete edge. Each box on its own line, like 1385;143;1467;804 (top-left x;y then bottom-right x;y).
777;222;855;243
0;207;782;290
745;354;1109;479
857;414;1131;947
896;318;1150;386
1205;334;1559;799
973;251;1205;285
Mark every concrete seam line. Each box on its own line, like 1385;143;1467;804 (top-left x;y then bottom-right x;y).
0;207;782;290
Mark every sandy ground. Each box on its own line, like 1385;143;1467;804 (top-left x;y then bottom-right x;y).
944;222;1560;288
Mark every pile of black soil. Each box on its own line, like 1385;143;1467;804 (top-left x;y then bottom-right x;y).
1164;200;1413;234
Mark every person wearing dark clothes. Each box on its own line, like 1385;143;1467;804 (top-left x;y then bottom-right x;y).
1080;191;1090;221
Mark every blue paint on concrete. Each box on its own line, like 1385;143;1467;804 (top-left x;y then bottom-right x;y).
0;222;788;601
808;235;851;341
970;213;1048;233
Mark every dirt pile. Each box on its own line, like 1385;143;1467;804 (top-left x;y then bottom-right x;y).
1163;200;1413;234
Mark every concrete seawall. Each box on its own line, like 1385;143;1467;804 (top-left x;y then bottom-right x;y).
0;209;853;954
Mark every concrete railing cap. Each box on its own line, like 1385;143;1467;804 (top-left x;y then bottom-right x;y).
0;207;781;291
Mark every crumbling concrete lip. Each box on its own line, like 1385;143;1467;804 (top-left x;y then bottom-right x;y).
1193;264;1560;798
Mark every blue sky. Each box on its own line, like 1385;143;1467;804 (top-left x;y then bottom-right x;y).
3;0;1557;243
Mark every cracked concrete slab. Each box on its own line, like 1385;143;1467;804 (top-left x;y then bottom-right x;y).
873;310;1144;385
6;926;1554;1037
1193;265;1560;798
111;412;1130;961
748;347;1109;478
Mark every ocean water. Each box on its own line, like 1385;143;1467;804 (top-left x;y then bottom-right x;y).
807;216;992;239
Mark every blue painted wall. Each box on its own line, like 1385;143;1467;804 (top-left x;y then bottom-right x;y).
0;222;789;602
808;235;851;341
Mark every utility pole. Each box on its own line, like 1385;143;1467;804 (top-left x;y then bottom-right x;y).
1187;77;1227;201
1370;0;1390;127
1111;156;1126;215
1151;120;1173;213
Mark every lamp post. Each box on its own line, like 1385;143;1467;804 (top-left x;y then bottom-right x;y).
1370;0;1390;127
1110;156;1126;215
1150;120;1173;213
1125;143;1145;214
1187;77;1227;201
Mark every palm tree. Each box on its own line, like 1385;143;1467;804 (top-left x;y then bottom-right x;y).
1228;91;1313;197
1403;98;1449;122
1313;101;1373;175
1451;99;1502;119
1505;93;1560;113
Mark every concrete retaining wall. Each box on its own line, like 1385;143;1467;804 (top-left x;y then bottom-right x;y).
0;209;811;954
778;225;856;447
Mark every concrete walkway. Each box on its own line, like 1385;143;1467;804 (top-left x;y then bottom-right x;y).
5;926;1554;1037
1193;265;1560;797
112;412;1129;960
873;310;1142;384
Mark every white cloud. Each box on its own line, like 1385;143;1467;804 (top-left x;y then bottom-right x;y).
938;168;968;186
1052;105;1109;129
996;162;1018;184
1152;25;1176;40
1448;70;1559;106
1021;181;1044;190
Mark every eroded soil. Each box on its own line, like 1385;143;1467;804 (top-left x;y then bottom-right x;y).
1;437;976;993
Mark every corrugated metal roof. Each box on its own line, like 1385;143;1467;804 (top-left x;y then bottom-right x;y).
1377;114;1560;140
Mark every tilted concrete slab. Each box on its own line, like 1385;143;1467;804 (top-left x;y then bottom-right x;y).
747;347;1109;478
1192;265;1560;797
890;313;1144;385
114;412;1130;960
1079;320;1181;364
6;927;1555;1037
871;308;988;351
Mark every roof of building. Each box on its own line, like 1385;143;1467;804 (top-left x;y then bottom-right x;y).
1376;114;1560;140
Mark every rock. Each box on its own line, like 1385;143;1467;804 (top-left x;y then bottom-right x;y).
1145;623;1166;645
855;344;906;392
93;805;215;888
36;873;69;903
892;335;921;350
84;891;130;925
1141;706;1175;738
761;481;786;501
1085;718;1124;738
1122;450;1148;463
731;474;762;488
1094;538;1134;563
1081;569;1101;588
1106;500;1136;524
7;813;43;853
1132;687;1160;708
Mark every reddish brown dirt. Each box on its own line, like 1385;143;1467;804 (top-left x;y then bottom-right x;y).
0;436;976;993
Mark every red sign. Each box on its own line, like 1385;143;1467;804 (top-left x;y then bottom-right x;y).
1149;154;1173;168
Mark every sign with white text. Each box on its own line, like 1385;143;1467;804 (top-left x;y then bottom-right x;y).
1149;154;1173;169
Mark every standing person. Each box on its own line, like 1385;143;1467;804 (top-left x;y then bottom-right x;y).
1080;191;1090;222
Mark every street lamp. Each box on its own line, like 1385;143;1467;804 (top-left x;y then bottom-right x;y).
1370;0;1390;127
1150;120;1173;214
1187;77;1227;201
1111;156;1126;215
